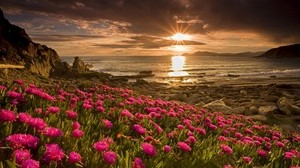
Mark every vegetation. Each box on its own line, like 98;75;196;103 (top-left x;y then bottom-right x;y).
0;79;299;168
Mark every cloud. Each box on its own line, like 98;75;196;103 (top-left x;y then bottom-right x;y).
30;34;105;42
95;35;205;49
1;0;300;44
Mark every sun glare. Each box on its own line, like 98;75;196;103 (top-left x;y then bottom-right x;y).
168;56;189;77
171;33;191;41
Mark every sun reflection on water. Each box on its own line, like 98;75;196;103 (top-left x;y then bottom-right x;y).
168;56;189;77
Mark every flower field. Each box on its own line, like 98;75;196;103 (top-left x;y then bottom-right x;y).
0;79;300;168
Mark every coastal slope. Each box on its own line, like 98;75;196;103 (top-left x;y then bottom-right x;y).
0;8;66;77
259;44;300;58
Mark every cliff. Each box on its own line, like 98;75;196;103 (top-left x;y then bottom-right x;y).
0;8;69;77
259;44;300;58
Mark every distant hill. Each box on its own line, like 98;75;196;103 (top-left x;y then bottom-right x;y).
186;51;264;57
258;44;300;58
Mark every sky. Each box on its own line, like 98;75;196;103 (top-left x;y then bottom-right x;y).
1;0;300;56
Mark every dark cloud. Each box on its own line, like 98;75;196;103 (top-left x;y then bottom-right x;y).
95;35;205;49
189;0;300;42
1;0;300;43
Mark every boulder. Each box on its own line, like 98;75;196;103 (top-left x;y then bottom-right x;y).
258;105;278;116
277;97;300;115
240;90;248;95
244;105;258;116
203;100;232;113
246;115;268;122
230;106;246;114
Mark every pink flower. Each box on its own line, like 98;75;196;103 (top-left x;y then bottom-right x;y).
94;141;110;152
72;129;84;138
235;132;243;139
195;127;206;135
102;119;113;129
68;151;82;164
83;103;93;109
243;156;252;163
244;128;253;134
132;124;146;135
163;145;172;153
121;109;134;118
29;118;47;130
276;141;285;148
177;142;191;152
47;106;60;114
42;144;65;163
187;136;196;144
7;91;22;99
35;108;43;114
0;85;7;91
224;165;233;168
177;124;184;130
103;151;117;164
218;136;228;142
42;127;63;138
133;157;145;168
141;143;157;156
97;106;105;113
72;122;81;129
66;110;78;119
13;149;31;165
154;123;163;133
220;144;233;155
6;134;39;149
0;109;17;122
257;149;268;157
21;159;39;168
14;79;24;85
284;152;294;160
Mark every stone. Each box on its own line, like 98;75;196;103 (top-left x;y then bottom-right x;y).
246;115;268;122
203;100;232;113
230;106;246;114
278;124;297;133
264;95;280;102
258;105;278;116
277;97;300;115
240;90;248;95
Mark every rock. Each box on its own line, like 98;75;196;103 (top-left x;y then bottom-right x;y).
277;97;300;115
281;91;295;99
240;90;248;95
72;56;92;74
244;105;258;116
195;101;205;108
246;115;268;122
0;9;69;78
264;95;280;102
278;124;297;133
203;100;232;113
230;106;246;114
258;105;278;116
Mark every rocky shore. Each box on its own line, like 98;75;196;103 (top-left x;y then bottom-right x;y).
121;77;300;132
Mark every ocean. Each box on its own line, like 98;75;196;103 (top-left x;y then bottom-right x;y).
61;55;300;84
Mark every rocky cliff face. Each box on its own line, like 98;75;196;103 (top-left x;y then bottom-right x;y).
259;44;300;58
0;8;69;77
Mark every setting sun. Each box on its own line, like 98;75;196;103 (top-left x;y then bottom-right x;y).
171;33;191;41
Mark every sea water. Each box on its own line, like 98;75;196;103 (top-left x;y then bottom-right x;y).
62;55;300;84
